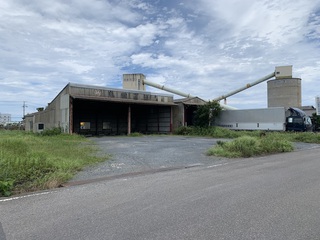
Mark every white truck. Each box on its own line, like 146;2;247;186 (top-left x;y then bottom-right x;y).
214;107;313;132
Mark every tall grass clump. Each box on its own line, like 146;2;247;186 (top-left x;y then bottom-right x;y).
174;126;265;139
287;132;320;143
209;127;241;138
173;126;195;135
38;127;62;136
0;130;106;196
128;132;143;137
175;126;320;145
207;136;260;158
174;126;239;137
207;135;294;158
260;136;294;154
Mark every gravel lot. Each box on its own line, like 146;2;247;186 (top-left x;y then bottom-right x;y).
70;135;320;182
70;136;227;182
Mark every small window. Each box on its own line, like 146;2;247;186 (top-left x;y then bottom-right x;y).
38;123;44;130
293;118;303;124
103;122;111;130
306;117;312;125
80;122;90;129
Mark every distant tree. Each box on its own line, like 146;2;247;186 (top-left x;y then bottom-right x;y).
311;113;320;131
194;101;222;127
37;107;44;112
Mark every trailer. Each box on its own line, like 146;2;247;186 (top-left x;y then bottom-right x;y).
214;107;312;132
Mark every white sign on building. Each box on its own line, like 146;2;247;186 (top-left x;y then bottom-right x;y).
316;97;320;115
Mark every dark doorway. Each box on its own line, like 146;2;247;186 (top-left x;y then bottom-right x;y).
184;105;198;126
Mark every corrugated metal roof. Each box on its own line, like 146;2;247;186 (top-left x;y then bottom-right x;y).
174;97;206;105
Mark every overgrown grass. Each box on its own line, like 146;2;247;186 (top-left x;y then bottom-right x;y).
207;135;294;158
175;126;319;158
0;130;106;196
128;132;144;137
174;126;261;138
174;126;320;143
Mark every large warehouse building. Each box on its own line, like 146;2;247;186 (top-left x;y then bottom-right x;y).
25;66;314;134
24;74;204;135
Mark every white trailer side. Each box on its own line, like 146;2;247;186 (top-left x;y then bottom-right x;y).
214;107;286;131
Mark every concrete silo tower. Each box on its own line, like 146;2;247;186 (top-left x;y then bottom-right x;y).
267;66;301;108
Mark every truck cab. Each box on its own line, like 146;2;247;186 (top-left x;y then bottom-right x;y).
286;108;313;132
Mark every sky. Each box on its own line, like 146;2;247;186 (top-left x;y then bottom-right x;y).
1;0;320;121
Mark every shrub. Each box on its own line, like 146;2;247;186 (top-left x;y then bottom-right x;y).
225;136;260;157
173;126;194;135
0;180;14;197
190;126;215;136
216;140;226;146
207;135;294;158
209;127;241;138
311;113;320;131
128;132;143;137
289;132;320;143
39;127;62;136
260;136;294;153
207;145;241;158
194;101;222;127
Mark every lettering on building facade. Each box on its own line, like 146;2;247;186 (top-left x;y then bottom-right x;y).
108;91;115;98
121;92;128;99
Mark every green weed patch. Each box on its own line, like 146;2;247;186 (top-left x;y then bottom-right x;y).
207;135;294;158
174;126;320;144
0;131;107;196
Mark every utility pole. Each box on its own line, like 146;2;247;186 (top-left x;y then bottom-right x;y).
22;101;28;117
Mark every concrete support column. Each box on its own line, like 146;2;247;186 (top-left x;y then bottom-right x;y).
183;105;186;126
127;105;131;135
170;106;173;133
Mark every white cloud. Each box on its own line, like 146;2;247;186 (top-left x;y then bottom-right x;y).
198;0;319;46
58;60;95;74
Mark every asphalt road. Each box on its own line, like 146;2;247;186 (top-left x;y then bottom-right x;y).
1;139;320;240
